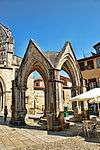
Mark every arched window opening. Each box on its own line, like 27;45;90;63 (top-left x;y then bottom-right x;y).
0;27;8;64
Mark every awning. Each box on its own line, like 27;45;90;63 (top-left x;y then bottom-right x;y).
71;88;100;103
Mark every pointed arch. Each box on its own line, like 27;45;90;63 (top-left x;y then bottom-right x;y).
11;40;54;126
16;40;53;88
55;42;83;95
0;23;13;58
0;76;6;92
0;23;12;39
0;76;6;111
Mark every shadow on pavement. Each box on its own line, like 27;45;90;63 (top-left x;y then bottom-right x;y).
0;115;99;144
85;137;100;143
0;115;46;130
48;129;100;143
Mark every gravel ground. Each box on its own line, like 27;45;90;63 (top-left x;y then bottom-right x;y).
19;136;100;150
0;123;100;150
0;115;99;150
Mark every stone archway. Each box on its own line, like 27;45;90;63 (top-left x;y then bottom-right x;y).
11;40;83;130
11;40;55;127
0;76;6;111
53;42;83;116
57;42;83;94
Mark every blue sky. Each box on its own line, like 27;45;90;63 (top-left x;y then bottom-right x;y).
0;0;100;59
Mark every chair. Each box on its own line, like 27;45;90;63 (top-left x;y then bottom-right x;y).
95;122;100;141
81;121;95;138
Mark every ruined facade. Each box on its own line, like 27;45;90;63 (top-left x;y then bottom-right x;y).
0;23;22;112
0;23;33;113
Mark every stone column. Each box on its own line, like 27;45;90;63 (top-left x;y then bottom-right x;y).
47;69;64;130
11;80;18;124
54;79;64;117
19;86;27;123
48;69;64;116
71;86;77;110
44;83;49;116
11;80;27;125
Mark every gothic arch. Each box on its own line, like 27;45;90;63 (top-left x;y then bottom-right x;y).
0;76;6;111
0;76;6;92
11;40;84;130
55;42;83;95
16;40;53;88
0;23;13;39
0;23;14;66
11;40;54;125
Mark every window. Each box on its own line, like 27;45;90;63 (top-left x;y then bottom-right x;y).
87;60;94;69
35;82;39;86
63;91;65;101
88;78;97;89
98;78;100;87
79;62;85;71
96;58;100;68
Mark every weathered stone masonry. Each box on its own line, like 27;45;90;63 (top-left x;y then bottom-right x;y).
11;40;83;130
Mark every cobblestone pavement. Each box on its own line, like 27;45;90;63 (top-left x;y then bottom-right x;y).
0;115;100;150
0;124;99;150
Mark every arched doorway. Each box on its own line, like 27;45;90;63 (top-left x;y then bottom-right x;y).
32;71;45;115
25;71;46;125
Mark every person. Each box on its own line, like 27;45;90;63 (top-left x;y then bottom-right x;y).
4;106;8;122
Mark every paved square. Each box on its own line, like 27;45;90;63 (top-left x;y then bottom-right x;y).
0;123;100;150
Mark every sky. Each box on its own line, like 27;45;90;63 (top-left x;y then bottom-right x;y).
0;0;100;59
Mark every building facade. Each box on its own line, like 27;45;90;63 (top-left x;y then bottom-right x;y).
34;78;45;114
78;42;100;91
33;76;72;114
0;23;33;113
0;23;22;112
78;43;100;114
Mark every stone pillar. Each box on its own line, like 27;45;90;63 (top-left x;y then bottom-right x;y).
20;86;27;122
54;79;64;117
72;86;77;110
47;69;64;130
44;83;49;116
48;69;64;116
10;80;27;125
